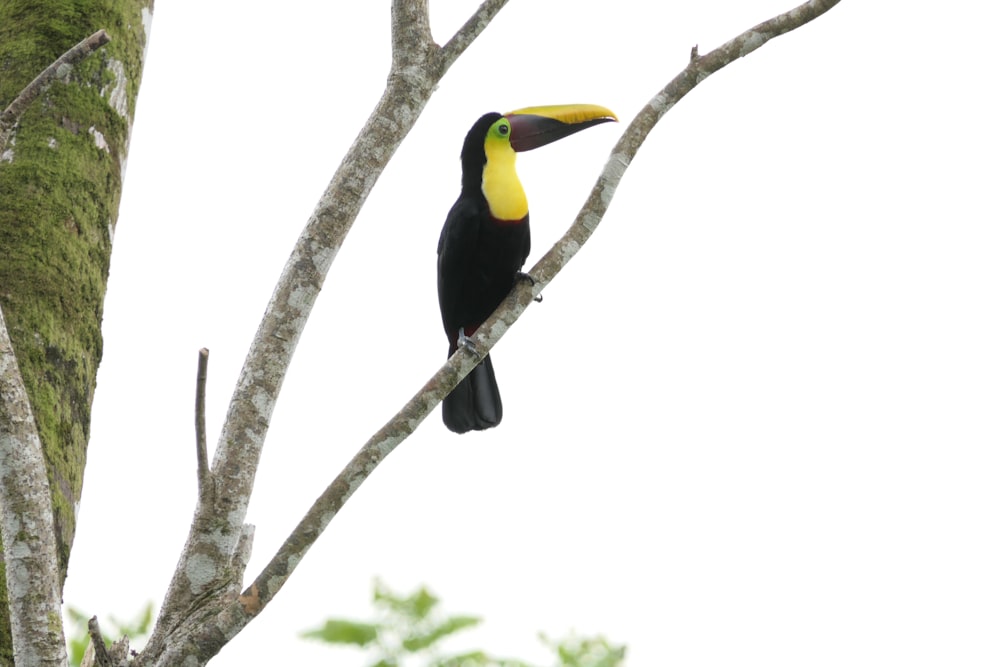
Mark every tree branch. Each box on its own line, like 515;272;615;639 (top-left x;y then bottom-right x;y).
390;0;433;69
85;616;111;667
437;0;511;72
142;0;841;660
518;0;844;290
139;4;511;665
80;615;130;667
0;29;110;150
0;307;67;666
194;348;212;506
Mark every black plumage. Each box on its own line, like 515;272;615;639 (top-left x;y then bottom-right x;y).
437;113;529;433
435;105;616;433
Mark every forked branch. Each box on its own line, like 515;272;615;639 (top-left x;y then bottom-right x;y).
139;2;511;665
149;0;841;658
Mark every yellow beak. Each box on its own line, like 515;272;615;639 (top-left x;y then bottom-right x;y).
504;104;617;152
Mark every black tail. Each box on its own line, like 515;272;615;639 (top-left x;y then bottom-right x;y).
442;353;502;433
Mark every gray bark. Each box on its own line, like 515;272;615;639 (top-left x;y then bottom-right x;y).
0;309;66;667
139;0;841;662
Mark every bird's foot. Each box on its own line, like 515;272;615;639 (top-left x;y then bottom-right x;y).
515;272;544;303
457;327;477;353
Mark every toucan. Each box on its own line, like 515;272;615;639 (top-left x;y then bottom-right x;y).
437;104;617;433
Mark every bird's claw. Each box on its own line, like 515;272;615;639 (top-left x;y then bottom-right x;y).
457;328;477;353
516;272;544;303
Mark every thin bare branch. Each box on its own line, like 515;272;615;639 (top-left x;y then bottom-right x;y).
235;351;474;614
0;307;67;666
144;2;841;659
86;617;112;667
81;616;130;667
521;0;844;290
0;29;110;149
438;0;511;72
140;3;510;664
194;348;211;505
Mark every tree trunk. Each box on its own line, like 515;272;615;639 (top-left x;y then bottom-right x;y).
0;1;152;661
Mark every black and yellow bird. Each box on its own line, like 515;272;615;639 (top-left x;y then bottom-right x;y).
437;104;617;433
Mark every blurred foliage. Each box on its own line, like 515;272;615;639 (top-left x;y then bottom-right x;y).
540;633;626;667
302;580;625;667
65;602;153;667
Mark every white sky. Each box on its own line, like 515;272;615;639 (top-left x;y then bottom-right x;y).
62;1;999;665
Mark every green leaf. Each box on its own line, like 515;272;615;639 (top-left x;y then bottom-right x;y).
431;650;491;667
541;633;626;667
108;601;155;639
435;654;539;667
66;606;90;625
427;651;493;667
300;619;380;646
557;643;580;667
590;646;626;667
67;636;89;667
408;586;440;621
401;614;482;652
302;581;626;667
374;579;440;621
373;578;401;605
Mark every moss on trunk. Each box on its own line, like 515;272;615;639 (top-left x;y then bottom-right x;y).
0;0;152;659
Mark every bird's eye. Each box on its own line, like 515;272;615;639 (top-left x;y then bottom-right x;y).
497;123;509;136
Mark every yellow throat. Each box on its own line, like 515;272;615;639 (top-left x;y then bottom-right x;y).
482;138;527;221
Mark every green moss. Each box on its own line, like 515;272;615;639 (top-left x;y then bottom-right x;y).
47;610;63;635
0;0;150;116
0;570;8;665
0;0;152;657
1;84;117;568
